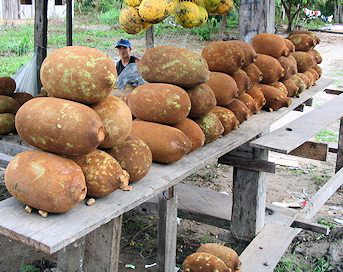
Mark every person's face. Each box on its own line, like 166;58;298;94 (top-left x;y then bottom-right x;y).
116;46;130;58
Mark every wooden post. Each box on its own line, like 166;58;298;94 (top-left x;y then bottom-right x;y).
34;0;48;95
239;0;275;42
335;117;343;173
145;26;154;48
157;186;178;272
66;0;72;46
56;238;86;272
230;132;269;241
83;216;123;272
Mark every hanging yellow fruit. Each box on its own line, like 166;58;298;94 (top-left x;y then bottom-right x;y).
203;0;220;13
139;0;172;23
119;7;144;34
124;0;142;7
197;6;208;26
215;0;233;14
175;1;200;28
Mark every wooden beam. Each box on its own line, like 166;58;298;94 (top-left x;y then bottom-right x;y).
66;0;72;46
250;93;343;154
145;26;154;48
336;117;343;172
293;103;305;112
239;0;276;42
57;238;86;272
325;89;343;95
157;187;178;272
83;216;123;272
291;218;330;235
328;142;338;153
304;98;313;106
218;154;276;173
288;141;328;161
34;0;48;95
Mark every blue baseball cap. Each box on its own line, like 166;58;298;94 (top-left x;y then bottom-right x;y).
115;39;132;49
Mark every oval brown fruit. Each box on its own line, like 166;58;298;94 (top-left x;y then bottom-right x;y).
247;86;266;111
187;83;216;118
252;33;289;58
91;96;132;148
0;113;15;135
108;135;152;182
195;112;224;144
15;97;105;156
12;92;33;106
40;46;116;104
210;106;239;135
5;150;87;213
182;252;231;272
0;95;20;114
0;77;16;96
255;54;285;84
128;83;191;125
258;84;292;111
225;98;250;124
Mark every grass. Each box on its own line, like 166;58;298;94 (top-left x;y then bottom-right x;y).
314;129;338;143
0;54;33;76
19;264;39;272
276;255;336;272
317;217;337;229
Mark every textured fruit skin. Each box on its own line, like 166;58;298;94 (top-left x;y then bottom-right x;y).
232;69;251;96
314;65;322;78
182;252;231;272
308;68;320;80
197;243;241;271
287;34;315;51
247;86;266;111
258;84;292;111
282;78;299;97
138;46;209;88
278;55;298;81
215;0;233;14
289;30;320;44
206;72;239;106
0;95;20;114
40;46;116;104
120;7;144;34
74;149;130;197
175;2;202;28
204;0;220;13
255;54;285;84
15;97;105;157
237;93;258;115
12;92;33;106
128;83;191;125
91;96;132;148
230;40;257;68
0;113;15;134
124;0;141;6
202;41;245;75
242;63;263;87
187;83;217;118
291;51;316;73
270;82;288;96
131;120;191;163
5;150;87;213
225;98;250;124
252;33;289;58
108;135;152;182
295;73;311;88
289;74;307;94
303;71;316;86
308;49;322;64
173;118;205;152
139;0;177;23
0;77;16;96
210;106;239;135
195;112;224;144
284;38;295;53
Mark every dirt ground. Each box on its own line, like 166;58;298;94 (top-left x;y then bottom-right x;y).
0;31;343;272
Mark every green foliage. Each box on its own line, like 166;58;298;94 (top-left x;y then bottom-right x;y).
314;129;338;143
98;8;120;25
192;17;219;41
0;25;33;56
19;264;39;272
0;54;33;76
276;255;336;272
76;0;123;13
317;218;337;228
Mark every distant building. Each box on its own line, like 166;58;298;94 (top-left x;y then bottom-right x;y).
0;0;74;20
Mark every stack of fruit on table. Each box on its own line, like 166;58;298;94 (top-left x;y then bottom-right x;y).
182;243;241;272
4;46;153;217
119;0;234;34
0;77;33;135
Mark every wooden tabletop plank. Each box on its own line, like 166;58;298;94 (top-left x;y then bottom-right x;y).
0;78;332;254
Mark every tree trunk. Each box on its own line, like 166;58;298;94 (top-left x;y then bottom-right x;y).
286;9;292;32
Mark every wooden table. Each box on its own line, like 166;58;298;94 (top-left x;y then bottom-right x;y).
0;78;335;272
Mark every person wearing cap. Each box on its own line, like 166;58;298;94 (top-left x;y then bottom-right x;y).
115;39;139;76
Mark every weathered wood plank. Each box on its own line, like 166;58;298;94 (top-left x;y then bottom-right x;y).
304;98;313;106
325;88;343;95
56;238;86;272
250;92;343;154
335;117;343;172
218;154;276;173
157;187;178;272
0;78;332;254
34;0;48;94
239;0;275;42
239;224;301;272
83;216;122;272
66;0;73;46
291;218;330;235
145;26;154;48
288;141;328;161
293;103;305;112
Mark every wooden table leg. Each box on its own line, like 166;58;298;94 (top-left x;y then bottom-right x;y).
83;215;123;272
231;134;269;242
56;237;86;272
157;186;178;272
